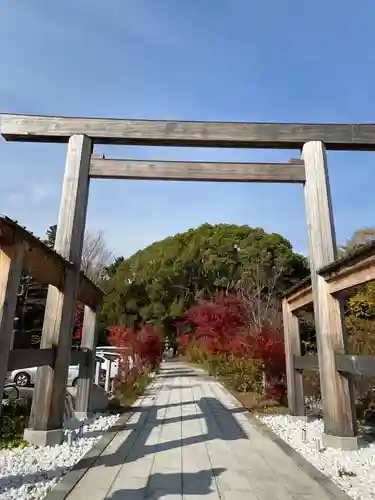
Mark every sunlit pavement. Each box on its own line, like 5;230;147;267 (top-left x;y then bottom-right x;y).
65;362;333;500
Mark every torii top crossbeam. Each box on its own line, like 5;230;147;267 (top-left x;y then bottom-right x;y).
1;113;375;150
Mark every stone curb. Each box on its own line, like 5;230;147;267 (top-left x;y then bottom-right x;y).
45;362;351;500
43;373;159;500
183;363;351;500
246;414;352;500
43;411;134;500
213;377;353;500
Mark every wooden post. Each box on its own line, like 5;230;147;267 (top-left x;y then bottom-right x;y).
0;243;24;407
302;141;356;443
105;359;112;393
26;135;92;447
282;299;304;416
95;361;100;385
75;305;98;418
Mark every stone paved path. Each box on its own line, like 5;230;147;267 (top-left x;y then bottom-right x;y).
66;362;333;499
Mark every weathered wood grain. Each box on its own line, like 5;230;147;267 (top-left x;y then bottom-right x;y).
303;141;356;438
3;113;375;150
28;135;92;435
319;240;375;275
77;272;103;310
70;350;87;367
319;241;375;295
287;284;313;312
294;356;319;371
0;216;103;308
89;158;306;183
295;354;375;378
336;355;375;377
75;305;98;416
326;255;375;295
283;300;305;415
7;348;85;371
0;243;24;410
7;348;54;371
285;242;375;307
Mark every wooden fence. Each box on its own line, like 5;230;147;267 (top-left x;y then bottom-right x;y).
283;239;375;440
0;215;104;445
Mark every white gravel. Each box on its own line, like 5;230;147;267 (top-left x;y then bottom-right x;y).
257;414;375;500
0;413;119;500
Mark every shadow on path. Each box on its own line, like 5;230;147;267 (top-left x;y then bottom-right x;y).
107;468;226;499
81;368;249;470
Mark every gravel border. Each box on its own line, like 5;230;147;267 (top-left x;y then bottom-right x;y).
248;414;352;500
43;412;133;500
44;363;352;500
42;372;161;500
198;367;353;500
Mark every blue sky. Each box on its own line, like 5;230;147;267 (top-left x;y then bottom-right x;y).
1;0;374;258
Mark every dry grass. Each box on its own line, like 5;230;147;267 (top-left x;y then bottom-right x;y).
220;378;289;414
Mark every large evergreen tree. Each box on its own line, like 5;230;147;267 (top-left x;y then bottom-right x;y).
102;223;309;348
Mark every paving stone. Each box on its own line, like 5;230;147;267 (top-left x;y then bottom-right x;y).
116;455;155;478
220;491;259;500
107;475;148;498
65;362;336;500
215;468;254;492
252;481;296;500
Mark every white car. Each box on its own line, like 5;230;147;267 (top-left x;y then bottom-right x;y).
8;365;81;387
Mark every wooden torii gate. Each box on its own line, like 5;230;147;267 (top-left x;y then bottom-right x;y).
2;114;374;447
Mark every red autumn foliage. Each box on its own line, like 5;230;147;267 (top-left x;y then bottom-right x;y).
72;303;84;341
178;293;286;400
178;333;190;348
137;325;165;368
108;325;138;359
177;293;248;355
108;324;164;370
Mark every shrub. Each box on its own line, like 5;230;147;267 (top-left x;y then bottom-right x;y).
137;325;164;369
113;367;153;406
108;324;163;405
265;376;287;404
303;371;322;416
185;342;208;364
226;356;264;393
0;401;29;449
202;353;264;393
179;294;286;397
178;293;248;356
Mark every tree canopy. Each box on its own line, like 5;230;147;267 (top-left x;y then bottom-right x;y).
339;227;375;356
338;227;375;256
102;223;309;345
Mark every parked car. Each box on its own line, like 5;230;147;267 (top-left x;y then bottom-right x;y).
8;365;82;387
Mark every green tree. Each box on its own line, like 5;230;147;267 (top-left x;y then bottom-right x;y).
338;227;375;321
44;224;57;248
337;227;375;357
105;256;125;278
101;223;309;346
338;227;375;256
